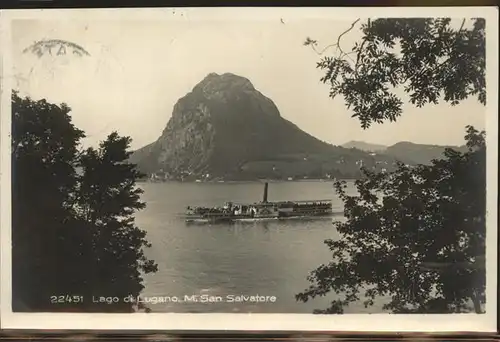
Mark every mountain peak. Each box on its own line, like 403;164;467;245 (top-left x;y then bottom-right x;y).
195;72;255;94
130;73;338;177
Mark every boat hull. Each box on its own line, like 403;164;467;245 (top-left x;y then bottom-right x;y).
184;211;340;224
183;181;338;225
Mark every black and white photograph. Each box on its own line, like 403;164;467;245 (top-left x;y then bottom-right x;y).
0;7;498;332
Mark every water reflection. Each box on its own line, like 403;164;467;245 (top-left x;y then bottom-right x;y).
136;180;370;313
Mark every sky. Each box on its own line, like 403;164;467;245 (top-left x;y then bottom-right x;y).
10;17;486;150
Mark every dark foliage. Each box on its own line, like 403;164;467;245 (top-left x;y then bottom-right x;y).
11;91;157;312
12;91;85;311
306;18;485;128
298;18;487;314
296;127;485;313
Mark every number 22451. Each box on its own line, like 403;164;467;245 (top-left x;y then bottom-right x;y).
50;295;83;304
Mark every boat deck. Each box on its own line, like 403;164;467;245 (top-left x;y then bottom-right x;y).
182;182;338;224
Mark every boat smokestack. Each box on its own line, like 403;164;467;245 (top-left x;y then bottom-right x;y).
263;182;268;203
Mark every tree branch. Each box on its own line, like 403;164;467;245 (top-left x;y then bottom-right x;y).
308;18;361;63
457;18;466;36
337;19;361;48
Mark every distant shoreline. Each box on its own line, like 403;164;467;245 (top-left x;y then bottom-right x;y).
137;178;357;184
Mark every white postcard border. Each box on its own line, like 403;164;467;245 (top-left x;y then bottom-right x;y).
0;6;498;332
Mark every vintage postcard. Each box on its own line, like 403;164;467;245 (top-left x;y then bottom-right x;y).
0;7;498;332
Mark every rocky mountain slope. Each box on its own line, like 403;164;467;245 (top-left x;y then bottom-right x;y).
130;73;389;180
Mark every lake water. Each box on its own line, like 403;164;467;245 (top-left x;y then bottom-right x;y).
136;180;385;314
